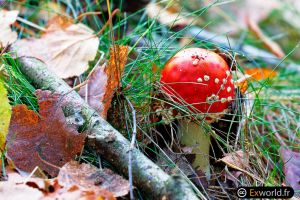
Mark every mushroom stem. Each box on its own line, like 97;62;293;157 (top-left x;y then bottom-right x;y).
178;119;211;179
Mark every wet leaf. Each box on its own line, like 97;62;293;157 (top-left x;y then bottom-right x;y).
6;90;86;177
0;10;18;48
79;45;128;119
280;148;300;196
14;16;99;78
58;161;129;197
0;79;11;151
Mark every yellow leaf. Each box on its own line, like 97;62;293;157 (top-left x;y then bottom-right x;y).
0;79;11;150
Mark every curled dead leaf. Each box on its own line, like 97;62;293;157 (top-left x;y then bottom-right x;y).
218;150;263;182
79;45;128;119
6;90;86;177
219;150;250;170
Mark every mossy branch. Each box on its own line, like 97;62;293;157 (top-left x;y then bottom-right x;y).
15;56;202;200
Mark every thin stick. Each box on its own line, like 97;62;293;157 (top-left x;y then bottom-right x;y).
16;17;46;32
77;11;102;22
126;97;137;200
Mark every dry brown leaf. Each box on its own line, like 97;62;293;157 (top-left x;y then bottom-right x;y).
247;17;285;58
14;16;99;78
146;2;194;28
6;90;86;177
220;150;249;170
0;10;19;48
58;161;129;197
219;150;263;182
280;148;300;197
79;45;128;119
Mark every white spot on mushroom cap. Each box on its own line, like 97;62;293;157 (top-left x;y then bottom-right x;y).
228;96;233;101
226;70;230;76
222;78;227;84
230;79;234;84
215;78;219;84
192;59;199;66
227;87;232;92
204;75;210;81
221;98;227;103
220;85;225;90
197;78;203;82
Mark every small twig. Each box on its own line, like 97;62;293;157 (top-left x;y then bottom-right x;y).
76;11;102;22
71;80;89;91
22;166;39;185
16;16;46;32
0;45;9;56
247;17;285;59
95;9;120;37
126;97;137;200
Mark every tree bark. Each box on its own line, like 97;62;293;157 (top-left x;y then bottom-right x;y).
16;56;202;200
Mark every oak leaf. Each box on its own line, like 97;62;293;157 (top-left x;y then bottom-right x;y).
58;161;129;197
14;16;99;78
0;10;18;48
6;90;86;177
79;45;128;119
0;79;11;151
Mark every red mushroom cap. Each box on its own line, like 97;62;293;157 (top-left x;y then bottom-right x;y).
160;48;235;116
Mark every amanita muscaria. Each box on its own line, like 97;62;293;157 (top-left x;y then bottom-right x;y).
160;48;235;179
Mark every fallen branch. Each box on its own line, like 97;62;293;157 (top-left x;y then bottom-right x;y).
15;56;201;200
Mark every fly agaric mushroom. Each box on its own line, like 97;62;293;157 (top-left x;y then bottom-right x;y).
160;48;235;179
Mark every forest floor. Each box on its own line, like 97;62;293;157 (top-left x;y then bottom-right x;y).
0;0;300;199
